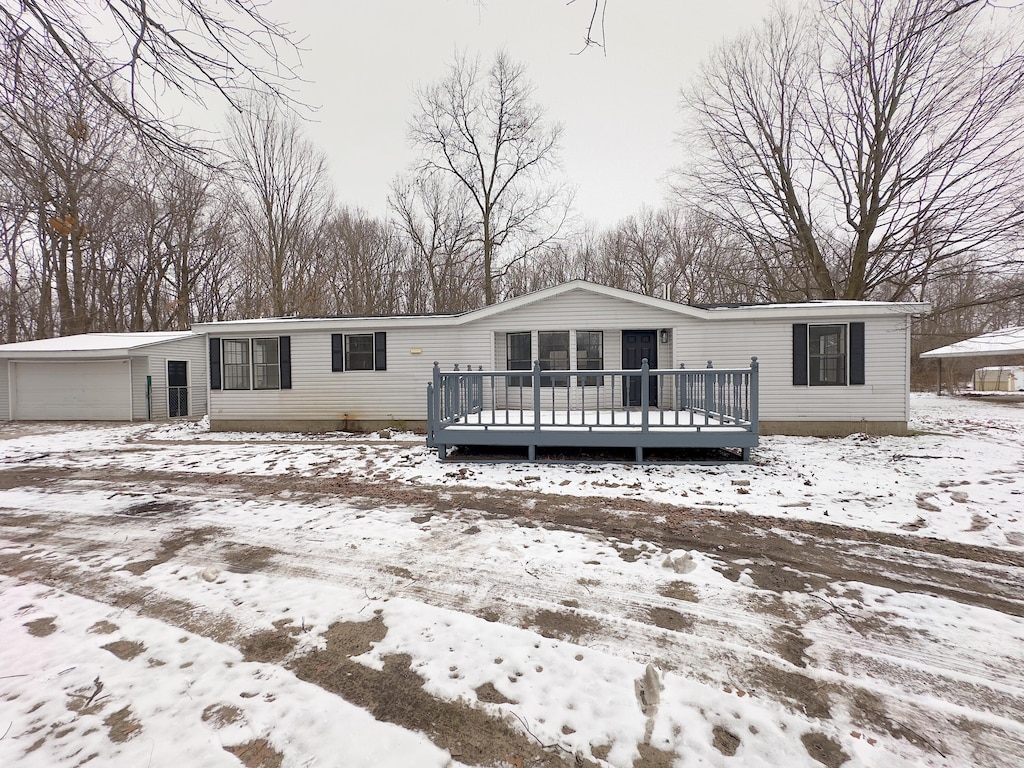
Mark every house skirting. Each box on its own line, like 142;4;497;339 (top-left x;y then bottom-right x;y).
759;420;908;437
210;418;428;434
211;417;908;438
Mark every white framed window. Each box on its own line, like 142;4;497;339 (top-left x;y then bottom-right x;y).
808;324;847;386
538;331;570;387
506;331;532;386
222;339;251;390
345;334;374;371
575;330;604;386
331;332;387;372
214;336;290;391
253;337;281;389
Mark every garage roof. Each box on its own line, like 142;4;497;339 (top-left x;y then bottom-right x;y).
0;331;196;359
920;326;1024;359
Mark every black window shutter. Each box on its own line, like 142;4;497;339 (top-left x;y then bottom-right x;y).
209;337;221;390
279;335;292;389
374;331;387;371
792;324;808;386
849;322;865;385
331;333;343;372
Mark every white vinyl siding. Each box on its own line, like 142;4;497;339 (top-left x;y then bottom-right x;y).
676;314;911;423
0;361;8;420
129;357;148;421
136;334;208;419
155;335;207;418
209;327;483;424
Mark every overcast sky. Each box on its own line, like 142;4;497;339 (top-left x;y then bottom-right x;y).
272;1;770;228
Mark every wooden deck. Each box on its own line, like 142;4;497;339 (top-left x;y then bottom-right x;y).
426;359;759;461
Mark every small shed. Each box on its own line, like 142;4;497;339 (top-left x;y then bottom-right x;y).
0;332;207;421
972;366;1024;392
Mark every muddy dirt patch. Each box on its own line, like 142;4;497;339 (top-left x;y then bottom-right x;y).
225;738;283;768
801;731;849;767
635;743;676;766
104;706;142;743
475;682;514;705
774;626;812;668
116;500;186;518
121;526;220;575
749;666;832;720
718;559;821;593
713;725;741;756
102;640;145;661
526;608;601;643
132;591;236;643
850;690;945;755
240;629;297;664
291;643;593;768
202;704;244;727
321;616;387;657
24;616;56;636
223;545;277;574
88;620;119;635
290;617;596;766
649;607;694;633
659;581;699;602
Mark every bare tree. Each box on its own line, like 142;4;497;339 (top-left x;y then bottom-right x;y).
2;61;132;335
389;175;480;313
227;97;333;317
0;179;31;341
680;0;1024;302
314;208;410;316
408;50;572;305
0;0;301;157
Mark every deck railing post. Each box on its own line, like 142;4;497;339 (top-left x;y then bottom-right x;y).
426;383;434;446
705;360;714;416
749;357;759;434
432;361;441;421
678;363;686;411
641;358;650;433
532;360;542;433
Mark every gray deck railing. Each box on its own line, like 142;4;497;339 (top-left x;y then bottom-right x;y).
426;358;759;460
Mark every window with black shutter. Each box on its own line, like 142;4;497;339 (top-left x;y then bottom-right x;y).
793;322;865;386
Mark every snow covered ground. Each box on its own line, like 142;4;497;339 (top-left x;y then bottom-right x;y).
0;393;1022;767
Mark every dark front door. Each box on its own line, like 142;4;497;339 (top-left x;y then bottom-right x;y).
167;360;189;417
622;330;658;406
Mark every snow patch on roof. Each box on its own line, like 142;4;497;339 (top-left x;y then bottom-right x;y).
920;326;1024;358
0;331;194;354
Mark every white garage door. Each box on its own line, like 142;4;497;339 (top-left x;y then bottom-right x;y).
13;360;132;420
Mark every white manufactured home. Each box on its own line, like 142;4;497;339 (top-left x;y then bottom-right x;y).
194;281;927;442
0;332;207;421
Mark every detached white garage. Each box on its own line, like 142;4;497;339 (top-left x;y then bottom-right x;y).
0;332;208;422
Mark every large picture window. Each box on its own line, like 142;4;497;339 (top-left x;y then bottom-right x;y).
212;336;291;391
576;331;604;386
539;331;570;387
809;324;847;386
